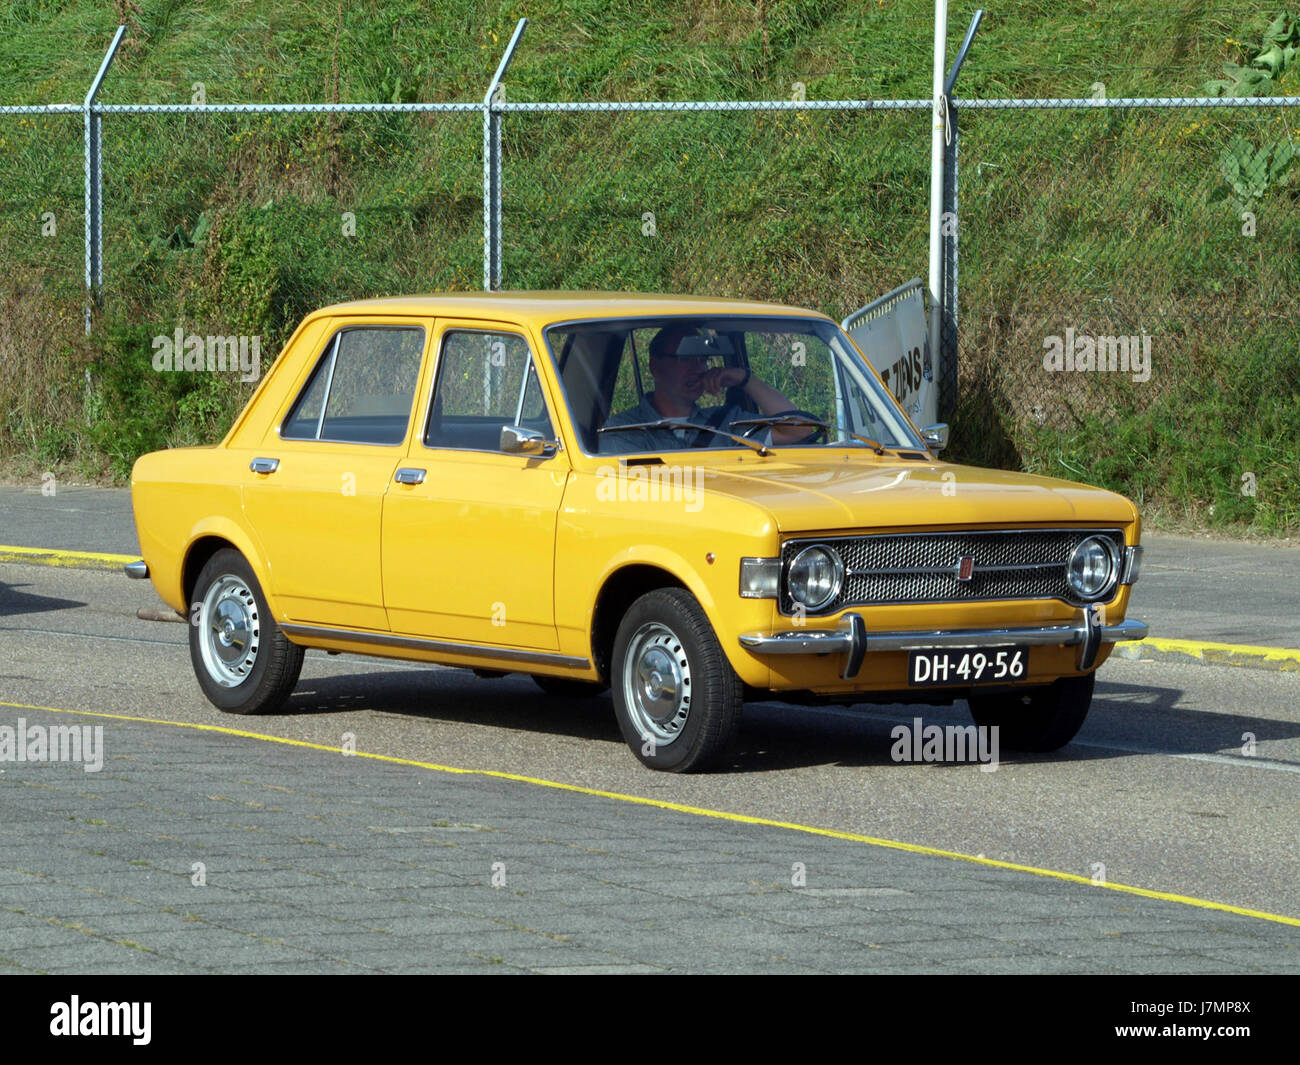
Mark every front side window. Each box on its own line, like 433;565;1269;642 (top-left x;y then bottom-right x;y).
424;330;555;451
281;326;424;445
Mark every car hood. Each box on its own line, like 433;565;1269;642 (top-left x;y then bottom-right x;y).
693;457;1136;533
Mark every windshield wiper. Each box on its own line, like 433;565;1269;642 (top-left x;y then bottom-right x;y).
598;420;772;455
730;415;888;455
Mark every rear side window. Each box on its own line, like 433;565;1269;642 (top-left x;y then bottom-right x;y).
424;331;555;451
282;327;424;445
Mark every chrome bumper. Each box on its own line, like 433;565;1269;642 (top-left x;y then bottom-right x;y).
739;612;1149;680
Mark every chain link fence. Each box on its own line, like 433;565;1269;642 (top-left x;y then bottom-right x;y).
0;110;84;302
98;107;484;339
953;100;1298;523
0;106;87;463
499;104;931;308
0;4;1296;526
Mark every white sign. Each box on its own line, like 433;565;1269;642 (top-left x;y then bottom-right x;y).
842;279;936;428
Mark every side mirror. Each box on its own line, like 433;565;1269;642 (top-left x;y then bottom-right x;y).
500;424;549;455
920;423;949;452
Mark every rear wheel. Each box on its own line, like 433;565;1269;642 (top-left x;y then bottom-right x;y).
188;548;303;715
611;588;742;772
967;672;1095;751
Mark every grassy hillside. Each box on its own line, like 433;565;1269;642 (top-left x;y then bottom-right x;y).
0;1;1296;532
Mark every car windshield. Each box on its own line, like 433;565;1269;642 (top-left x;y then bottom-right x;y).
544;315;925;456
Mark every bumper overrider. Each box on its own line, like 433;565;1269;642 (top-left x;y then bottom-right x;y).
738;611;1149;680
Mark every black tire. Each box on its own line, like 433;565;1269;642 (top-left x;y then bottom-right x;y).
532;675;608;699
967;671;1095;751
188;548;304;715
611;588;742;772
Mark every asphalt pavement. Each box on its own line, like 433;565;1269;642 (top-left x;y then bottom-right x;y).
5;701;1297;975
4;482;1300;974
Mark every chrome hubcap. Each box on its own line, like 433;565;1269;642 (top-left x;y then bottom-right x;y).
199;575;260;687
622;623;691;746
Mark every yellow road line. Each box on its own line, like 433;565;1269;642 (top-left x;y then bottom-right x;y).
5;699;1299;930
0;545;137;572
1114;635;1300;671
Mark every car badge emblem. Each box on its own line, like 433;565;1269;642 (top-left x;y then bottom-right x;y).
956;556;975;581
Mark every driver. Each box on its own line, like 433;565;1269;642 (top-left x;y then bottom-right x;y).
602;326;810;450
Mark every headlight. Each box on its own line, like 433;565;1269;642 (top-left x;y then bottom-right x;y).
1067;536;1119;600
787;545;844;611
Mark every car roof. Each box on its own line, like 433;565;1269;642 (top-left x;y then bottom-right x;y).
311;291;835;326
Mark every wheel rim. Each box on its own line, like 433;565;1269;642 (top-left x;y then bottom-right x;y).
198;574;260;687
622;622;691;747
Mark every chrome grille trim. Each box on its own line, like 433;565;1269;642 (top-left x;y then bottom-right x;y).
780;528;1127;615
846;559;1065;577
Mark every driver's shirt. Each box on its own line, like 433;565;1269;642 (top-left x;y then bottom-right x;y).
600;393;747;453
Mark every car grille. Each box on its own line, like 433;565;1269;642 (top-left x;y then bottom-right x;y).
781;528;1125;614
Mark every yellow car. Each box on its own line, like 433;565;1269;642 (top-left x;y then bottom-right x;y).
127;292;1146;772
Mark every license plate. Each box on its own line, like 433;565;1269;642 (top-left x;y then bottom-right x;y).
908;646;1029;687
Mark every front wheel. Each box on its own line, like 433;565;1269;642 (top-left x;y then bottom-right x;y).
611;588;742;772
188;548;304;715
967;671;1095;751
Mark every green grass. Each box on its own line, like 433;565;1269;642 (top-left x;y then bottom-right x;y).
0;1;1296;532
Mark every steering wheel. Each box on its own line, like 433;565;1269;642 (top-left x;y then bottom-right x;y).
738;409;828;445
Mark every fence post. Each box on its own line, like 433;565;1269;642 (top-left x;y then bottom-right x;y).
927;1;949;389
482;18;528;292
83;25;126;335
939;10;982;424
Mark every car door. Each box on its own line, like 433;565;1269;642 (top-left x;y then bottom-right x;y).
242;319;430;630
382;321;569;651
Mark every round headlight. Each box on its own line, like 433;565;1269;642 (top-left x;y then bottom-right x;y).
788;546;844;612
1067;536;1118;600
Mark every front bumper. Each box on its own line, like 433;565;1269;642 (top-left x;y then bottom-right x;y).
739;612;1149;679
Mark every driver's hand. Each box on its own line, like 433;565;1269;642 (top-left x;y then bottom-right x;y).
698;366;747;394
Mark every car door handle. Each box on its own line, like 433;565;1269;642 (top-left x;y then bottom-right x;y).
250;457;279;474
394;468;426;485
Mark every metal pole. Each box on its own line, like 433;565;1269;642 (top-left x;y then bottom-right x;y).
940;106;959;424
927;1;948;375
482;18;528;292
940;10;982;423
481;108;494;292
944;10;984;98
83;24;126;335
